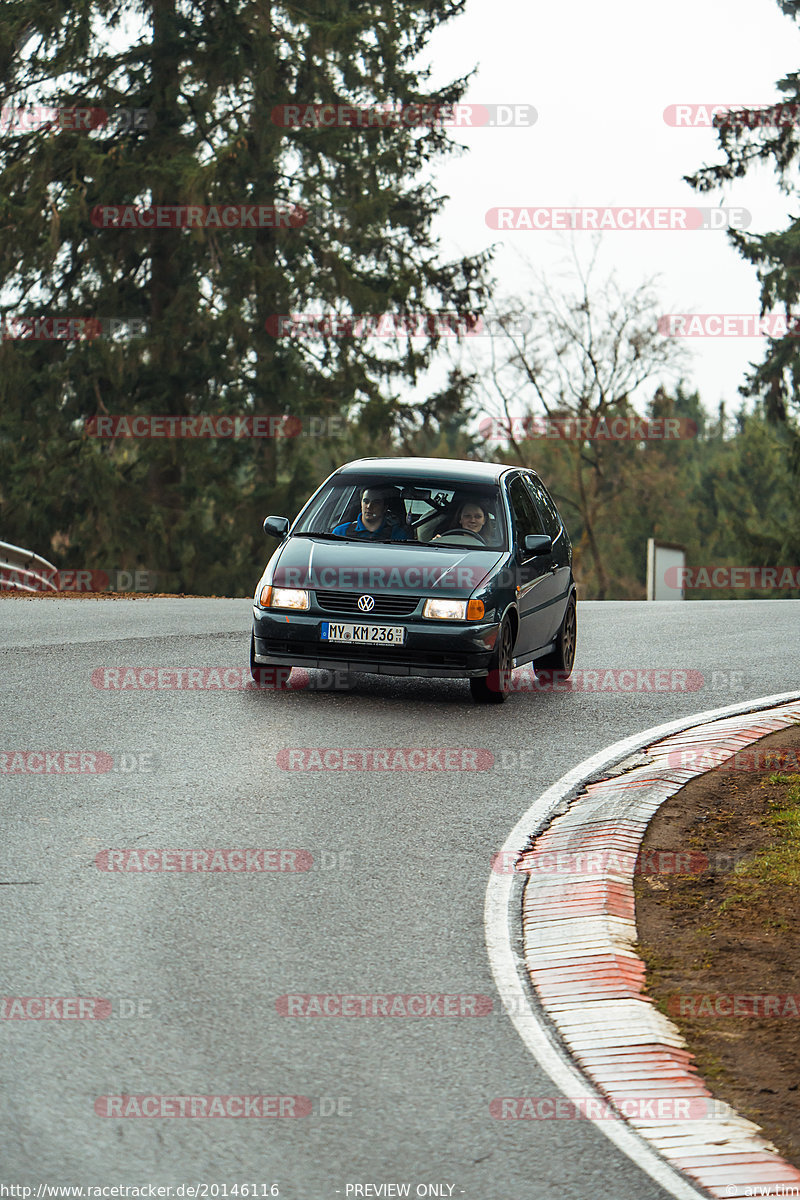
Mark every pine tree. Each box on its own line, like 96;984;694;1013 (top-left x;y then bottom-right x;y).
686;0;800;468
0;0;491;593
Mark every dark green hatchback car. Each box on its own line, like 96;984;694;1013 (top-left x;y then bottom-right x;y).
251;456;576;703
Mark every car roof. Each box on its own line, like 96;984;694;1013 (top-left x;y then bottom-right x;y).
332;457;531;485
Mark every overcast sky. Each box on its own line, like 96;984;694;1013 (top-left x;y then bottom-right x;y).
424;0;799;417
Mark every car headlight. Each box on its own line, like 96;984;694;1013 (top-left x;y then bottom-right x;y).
260;585;310;610
422;598;485;621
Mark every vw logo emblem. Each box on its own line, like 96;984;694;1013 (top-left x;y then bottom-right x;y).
358;595;375;612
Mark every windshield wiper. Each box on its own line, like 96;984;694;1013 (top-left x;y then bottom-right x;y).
292;531;348;540
294;530;411;543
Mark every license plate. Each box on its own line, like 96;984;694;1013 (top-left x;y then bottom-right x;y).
320;622;406;645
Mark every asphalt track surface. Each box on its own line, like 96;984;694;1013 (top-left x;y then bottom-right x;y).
2;597;799;1198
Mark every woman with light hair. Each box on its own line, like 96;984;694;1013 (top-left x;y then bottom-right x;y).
434;499;490;542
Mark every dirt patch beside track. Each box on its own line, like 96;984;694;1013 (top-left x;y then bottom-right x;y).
634;721;800;1164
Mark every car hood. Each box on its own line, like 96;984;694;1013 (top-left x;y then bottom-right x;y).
270;536;506;597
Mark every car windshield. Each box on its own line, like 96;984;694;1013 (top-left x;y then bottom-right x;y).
292;476;509;549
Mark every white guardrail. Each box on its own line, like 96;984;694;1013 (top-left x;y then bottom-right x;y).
0;540;59;593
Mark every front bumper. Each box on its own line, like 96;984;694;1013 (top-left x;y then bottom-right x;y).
252;608;500;678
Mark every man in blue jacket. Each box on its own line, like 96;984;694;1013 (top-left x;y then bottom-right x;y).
332;487;411;541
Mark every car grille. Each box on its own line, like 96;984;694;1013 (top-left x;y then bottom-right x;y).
314;590;420;617
262;638;472;668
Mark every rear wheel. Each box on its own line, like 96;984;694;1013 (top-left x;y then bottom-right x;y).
470;616;514;704
534;593;577;676
249;631;292;689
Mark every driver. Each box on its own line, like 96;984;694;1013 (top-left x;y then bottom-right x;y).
434;499;489;540
455;500;488;536
332;486;411;541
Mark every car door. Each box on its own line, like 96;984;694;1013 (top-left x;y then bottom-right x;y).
505;474;559;658
522;472;573;645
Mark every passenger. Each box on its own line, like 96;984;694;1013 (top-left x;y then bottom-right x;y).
434;499;490;541
455;500;488;537
332;487;411;541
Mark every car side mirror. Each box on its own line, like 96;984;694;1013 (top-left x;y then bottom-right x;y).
523;533;552;556
263;515;290;539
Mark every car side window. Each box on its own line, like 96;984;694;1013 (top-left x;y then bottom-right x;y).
507;476;544;546
523;474;562;542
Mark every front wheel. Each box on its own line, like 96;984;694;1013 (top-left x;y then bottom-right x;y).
533;593;577;676
470;616;514;704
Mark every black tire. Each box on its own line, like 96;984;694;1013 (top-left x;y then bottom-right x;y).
533;593;577;677
470;615;514;704
249;631;292;689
